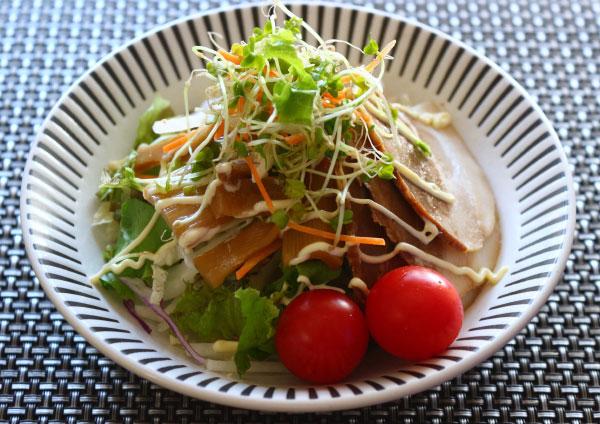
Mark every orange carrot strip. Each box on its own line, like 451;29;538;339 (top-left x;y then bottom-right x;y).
236;96;246;113
287;221;386;246
283;133;305;145
228;97;246;115
245;156;274;212
262;66;278;78
235;239;282;280
322;90;350;108
137;174;157;179
214;121;225;141
162;133;189;153
355;108;374;127
218;49;241;65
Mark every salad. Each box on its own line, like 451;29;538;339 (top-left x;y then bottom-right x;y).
91;1;508;383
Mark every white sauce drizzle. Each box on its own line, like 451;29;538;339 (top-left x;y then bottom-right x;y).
90;211;163;284
215;161;233;177
223;180;242;192
348;277;370;296
392;102;452;129
288;241;348;266
360;241;509;285
90;240;180;285
178;219;240;249
174;179;221;225
300;275;345;294
234;199;297;219
347;194;439;244
155;195;203;211
393;160;455;203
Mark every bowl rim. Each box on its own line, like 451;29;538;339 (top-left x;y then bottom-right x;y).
20;0;576;412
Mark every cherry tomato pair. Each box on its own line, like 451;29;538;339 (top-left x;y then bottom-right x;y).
275;266;464;384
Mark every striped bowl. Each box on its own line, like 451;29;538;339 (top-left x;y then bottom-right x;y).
20;2;575;412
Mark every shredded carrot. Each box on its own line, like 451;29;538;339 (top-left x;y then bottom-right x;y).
283;133;305;145
287;221;386;246
229;97;246;115
218;49;241;65
245;156;274;212
262;66;278;78
235;239;282;280
256;89;263;103
322;90;350;108
137;174;157;179
236;96;246;113
355;108;374;128
321;92;338;108
214;121;225;141
162;133;189;153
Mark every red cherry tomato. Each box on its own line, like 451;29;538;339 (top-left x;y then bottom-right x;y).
275;289;369;384
366;266;463;361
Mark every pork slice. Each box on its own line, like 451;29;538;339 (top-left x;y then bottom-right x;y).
346;181;405;287
372;102;496;252
365;177;425;245
365;176;501;306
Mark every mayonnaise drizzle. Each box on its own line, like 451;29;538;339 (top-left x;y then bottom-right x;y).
179;218;242;249
90;211;163;284
359;241;509;285
299;275;345;294
393;160;455;203
347;193;439;244
90;239;178;285
288;241;348;266
348;277;369;296
155;195;204;211
174;179;221;225
234;199;296;219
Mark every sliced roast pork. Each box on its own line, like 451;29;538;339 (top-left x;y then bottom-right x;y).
370;102;496;252
365;175;500;306
346;180;405;287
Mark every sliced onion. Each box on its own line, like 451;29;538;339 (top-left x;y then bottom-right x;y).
123;299;152;334
121;279;205;364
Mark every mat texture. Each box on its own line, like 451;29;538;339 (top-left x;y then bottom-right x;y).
0;0;598;423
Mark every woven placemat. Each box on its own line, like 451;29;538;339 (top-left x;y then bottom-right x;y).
0;0;598;422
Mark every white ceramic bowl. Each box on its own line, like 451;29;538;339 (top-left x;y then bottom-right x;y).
20;2;575;412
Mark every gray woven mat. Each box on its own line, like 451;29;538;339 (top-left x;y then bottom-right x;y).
0;0;598;422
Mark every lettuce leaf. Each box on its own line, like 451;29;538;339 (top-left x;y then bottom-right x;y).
97;151;140;205
115;198;171;254
234;288;279;375
295;260;341;284
172;286;279;376
99;272;135;299
273;80;317;125
100;199;170;300
134;96;174;147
